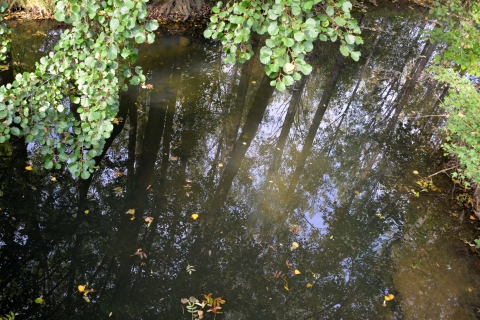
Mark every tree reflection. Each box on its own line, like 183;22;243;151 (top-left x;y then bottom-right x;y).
0;9;464;320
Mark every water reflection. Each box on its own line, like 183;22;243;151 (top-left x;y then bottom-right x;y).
0;12;479;320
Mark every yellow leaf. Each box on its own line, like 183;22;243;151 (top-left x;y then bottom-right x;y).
355;190;359;195
306;283;313;289
284;62;295;73
84;210;89;214
413;170;419;175
384;294;395;301
25;166;33;171
284;284;289;291
51;177;57;181
290;242;299;251
78;285;86;292
218;163;223;167
126;209;135;215
109;312;113;317
294;269;301;275
192;213;199;220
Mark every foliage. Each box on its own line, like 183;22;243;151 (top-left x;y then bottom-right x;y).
428;0;480;185
5;0;55;17
0;0;158;178
181;294;226;319
203;0;362;91
0;312;14;320
429;0;480;75
0;2;10;62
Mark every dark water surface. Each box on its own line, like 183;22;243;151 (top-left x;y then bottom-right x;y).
1;11;480;320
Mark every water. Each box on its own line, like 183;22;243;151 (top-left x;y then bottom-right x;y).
0;10;479;320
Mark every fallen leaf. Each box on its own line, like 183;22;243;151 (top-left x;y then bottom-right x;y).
470;215;476;220
78;285;86;292
355;190;359;195
384;294;395;301
290;242;299;251
218;163;223;167
170;156;178;161
291;269;301;275
145;217;154;227
83;296;90;303
109;312;113;317
84;210;89;214
192;213;199;220
458;112;466;118
35;297;44;304
25;166;33;171
126;209;135;215
306;283;313;289
51;177;56;181
413;170;419;175
181;298;189;304
146;184;151;190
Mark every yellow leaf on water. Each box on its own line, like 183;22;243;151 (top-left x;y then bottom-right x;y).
294;269;301;275
218;163;223;167
84;210;89;214
413;170;419;175
109;312;113;317
355;190;359;195
51;177;56;181
78;285;86;292
290;242;299;251
384;294;395;301
126;209;135;215
284;284;289;291
25;166;33;171
306;283;313;289
192;213;199;220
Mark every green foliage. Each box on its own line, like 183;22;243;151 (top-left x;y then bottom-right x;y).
428;1;480;185
0;0;158;178
203;0;362;91
0;2;11;62
432;67;480;184
0;312;14;320
429;0;480;75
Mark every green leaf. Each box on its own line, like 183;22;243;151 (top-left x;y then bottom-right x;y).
350;51;360;61
345;34;355;44
283;75;294;86
276;80;286;91
81;171;91;179
326;6;334;16
334;17;346;26
135;33;146;43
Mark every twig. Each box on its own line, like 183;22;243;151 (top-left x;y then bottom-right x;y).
427;166;458;178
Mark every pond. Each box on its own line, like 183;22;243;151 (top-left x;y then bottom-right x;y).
1;8;480;320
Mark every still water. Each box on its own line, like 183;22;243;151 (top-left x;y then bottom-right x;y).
1;10;480;320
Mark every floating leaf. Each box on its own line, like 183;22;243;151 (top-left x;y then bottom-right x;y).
306;283;313;289
354;190;359;195
126;209;135;215
109;312;113;317
83;296;91;303
84;210;89;214
192;213;199;220
35;297;44;304
294;269;301;275
218;163;223;167
51;177;56;181
145;216;153;227
384;293;395;301
170;156;178;161
413;170;419;175
25;166;33;171
78;285;86;292
290;241;299;251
